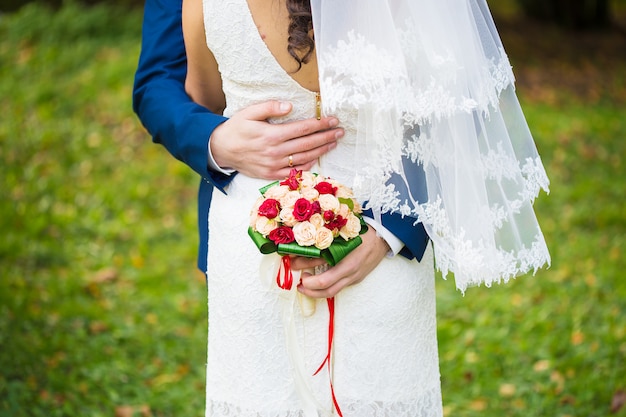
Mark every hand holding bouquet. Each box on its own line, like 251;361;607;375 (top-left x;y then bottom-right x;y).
248;169;366;314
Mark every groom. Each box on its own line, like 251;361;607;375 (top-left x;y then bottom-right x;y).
132;0;430;297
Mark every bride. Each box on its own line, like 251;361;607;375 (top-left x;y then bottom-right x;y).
181;0;549;416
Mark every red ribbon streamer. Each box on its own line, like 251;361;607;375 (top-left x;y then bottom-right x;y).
314;297;343;417
276;255;294;290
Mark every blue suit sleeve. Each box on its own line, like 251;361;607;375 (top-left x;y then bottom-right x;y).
362;209;430;262
132;0;234;272
362;153;431;262
132;0;232;191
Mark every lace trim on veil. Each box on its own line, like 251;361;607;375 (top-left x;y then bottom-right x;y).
312;0;550;292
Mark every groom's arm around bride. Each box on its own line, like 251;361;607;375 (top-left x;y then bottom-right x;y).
132;0;430;296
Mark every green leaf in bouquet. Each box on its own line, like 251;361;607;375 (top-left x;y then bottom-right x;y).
322;236;363;266
259;181;280;196
277;242;322;258
338;197;354;211
248;228;277;254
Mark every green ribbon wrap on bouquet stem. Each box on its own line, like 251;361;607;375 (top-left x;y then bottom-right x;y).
248;221;366;267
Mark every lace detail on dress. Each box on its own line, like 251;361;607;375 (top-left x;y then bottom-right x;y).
208;388;443;417
340;389;444;417
207;401;314;417
205;178;442;416
202;1;443;416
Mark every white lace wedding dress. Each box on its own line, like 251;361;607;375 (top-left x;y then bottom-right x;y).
203;0;443;416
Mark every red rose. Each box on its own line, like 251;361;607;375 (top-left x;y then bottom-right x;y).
314;181;337;195
323;210;335;222
293;198;314;221
325;215;348;231
269;226;295;244
279;168;302;190
258;199;280;219
311;201;322;214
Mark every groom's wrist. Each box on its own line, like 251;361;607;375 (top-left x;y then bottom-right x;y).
362;217;404;257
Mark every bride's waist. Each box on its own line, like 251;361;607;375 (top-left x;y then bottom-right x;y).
220;141;358;194
221;175;270;200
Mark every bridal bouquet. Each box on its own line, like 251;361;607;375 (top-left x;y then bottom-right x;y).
248;169;366;305
249;169;361;416
249;169;366;267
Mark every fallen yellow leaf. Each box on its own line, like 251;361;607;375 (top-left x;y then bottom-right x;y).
499;383;516;397
571;330;584;345
469;399;488;411
533;359;551;372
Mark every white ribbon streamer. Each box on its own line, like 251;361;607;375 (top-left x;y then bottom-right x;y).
259;255;325;416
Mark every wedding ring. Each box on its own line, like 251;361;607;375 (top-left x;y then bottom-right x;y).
288;154;294;167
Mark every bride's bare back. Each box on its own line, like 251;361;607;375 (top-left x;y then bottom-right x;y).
183;0;319;114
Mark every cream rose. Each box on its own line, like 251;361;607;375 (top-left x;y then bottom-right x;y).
335;184;354;199
339;213;362;240
263;184;290;200
337;203;350;220
280;190;301;209
255;217;278;236
308;213;325;229
301;171;317;188
293;221;317;246
300;186;320;201
318;194;340;212
249;196;264;227
279;206;298;227
315;227;334;250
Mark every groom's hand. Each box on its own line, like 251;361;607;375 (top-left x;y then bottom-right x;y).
292;226;391;298
210;100;343;180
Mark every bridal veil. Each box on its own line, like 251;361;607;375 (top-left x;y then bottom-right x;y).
310;0;551;292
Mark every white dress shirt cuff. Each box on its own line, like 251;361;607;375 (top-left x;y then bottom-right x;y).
208;142;235;175
363;216;405;257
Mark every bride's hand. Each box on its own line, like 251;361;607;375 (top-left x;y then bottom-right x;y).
292;226;391;299
209;100;343;180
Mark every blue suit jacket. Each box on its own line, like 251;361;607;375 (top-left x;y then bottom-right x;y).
132;0;429;272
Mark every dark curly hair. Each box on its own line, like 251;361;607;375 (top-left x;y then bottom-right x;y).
286;0;314;70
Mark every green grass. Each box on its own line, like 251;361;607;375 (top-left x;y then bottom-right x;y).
437;100;626;416
1;3;625;417
1;3;206;416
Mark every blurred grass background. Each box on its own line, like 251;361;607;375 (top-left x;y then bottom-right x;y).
0;1;625;416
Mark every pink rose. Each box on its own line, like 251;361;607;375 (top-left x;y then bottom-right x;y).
293;198;314;222
269;226;295;244
258;199;280;219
